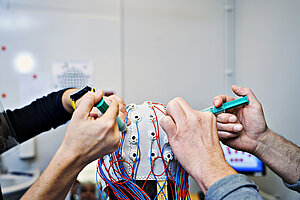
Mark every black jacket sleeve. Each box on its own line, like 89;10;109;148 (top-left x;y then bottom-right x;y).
6;89;73;143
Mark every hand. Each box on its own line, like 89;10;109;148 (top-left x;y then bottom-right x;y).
77;93;131;126
61;90;121;168
104;94;131;126
213;85;269;155
160;97;236;193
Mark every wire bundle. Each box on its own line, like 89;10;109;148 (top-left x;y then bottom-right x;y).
96;102;191;200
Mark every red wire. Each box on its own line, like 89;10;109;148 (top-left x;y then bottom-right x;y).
152;102;166;107
97;103;189;200
151;157;169;177
99;156;143;200
153;105;166;115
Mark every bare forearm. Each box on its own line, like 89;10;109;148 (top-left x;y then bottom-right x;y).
21;147;83;200
255;129;300;184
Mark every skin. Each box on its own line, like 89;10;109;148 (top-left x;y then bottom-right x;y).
213;85;300;184
21;90;123;200
62;88;78;113
81;183;96;200
62;88;130;125
160;97;237;194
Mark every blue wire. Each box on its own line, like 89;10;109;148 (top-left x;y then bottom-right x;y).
120;107;131;155
98;156;150;200
154;176;168;200
118;108;131;178
96;165;108;200
134;122;141;182
154;143;169;200
98;159;127;199
97;105;166;200
150;141;167;200
175;163;181;200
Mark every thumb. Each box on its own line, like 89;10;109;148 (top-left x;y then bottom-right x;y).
73;90;104;119
160;116;177;139
232;85;260;106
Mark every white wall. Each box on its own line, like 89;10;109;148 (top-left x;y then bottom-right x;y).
0;0;299;199
0;0;121;171
123;0;226;108
235;1;300;199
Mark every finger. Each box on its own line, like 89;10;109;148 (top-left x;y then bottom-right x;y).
232;85;260;106
216;113;237;123
104;95;130;125
217;122;243;132
118;111;127;124
74;90;104;119
75;89;104;108
101;100;119;122
173;97;194;113
105;94;127;116
218;131;239;140
213;95;236;108
165;98;187;127
160;116;177;139
89;107;101;118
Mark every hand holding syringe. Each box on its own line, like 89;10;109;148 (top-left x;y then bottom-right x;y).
202;96;249;114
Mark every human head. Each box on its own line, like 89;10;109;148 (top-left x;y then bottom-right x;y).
80;182;96;200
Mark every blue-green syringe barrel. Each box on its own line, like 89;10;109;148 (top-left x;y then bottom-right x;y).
202;96;249;115
95;98;127;132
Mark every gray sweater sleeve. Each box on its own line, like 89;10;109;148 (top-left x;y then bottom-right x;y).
205;174;264;200
283;178;300;193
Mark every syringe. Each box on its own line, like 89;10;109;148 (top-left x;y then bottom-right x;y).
95;98;127;132
202;96;249;115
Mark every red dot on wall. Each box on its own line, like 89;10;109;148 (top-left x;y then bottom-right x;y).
33;74;37;79
1;93;7;98
1;46;6;51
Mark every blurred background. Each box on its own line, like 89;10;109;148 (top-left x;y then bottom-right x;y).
0;0;299;199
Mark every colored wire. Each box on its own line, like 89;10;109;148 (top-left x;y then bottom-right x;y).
134;122;141;182
150;141;167;200
96;103;189;200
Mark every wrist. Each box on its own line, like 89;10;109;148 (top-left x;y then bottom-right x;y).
193;162;237;192
55;145;86;173
253;128;274;158
62;88;78;113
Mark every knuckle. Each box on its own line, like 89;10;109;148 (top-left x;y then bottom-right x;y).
203;111;214;119
174;97;184;101
167;99;177;109
245;87;252;93
194;112;203;122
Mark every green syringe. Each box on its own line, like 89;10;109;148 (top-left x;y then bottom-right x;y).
202;96;249;115
95;98;127;132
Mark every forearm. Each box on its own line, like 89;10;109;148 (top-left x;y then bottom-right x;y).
193;162;237;193
205;174;263;200
21;147;84;200
7;89;73;143
254;129;300;184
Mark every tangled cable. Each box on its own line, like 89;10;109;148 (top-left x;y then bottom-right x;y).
96;102;190;200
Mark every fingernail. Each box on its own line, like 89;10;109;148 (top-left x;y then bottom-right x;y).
229;116;237;122
234;124;243;132
214;100;220;106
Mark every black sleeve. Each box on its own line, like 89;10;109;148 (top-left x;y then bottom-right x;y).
6;89;73;143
